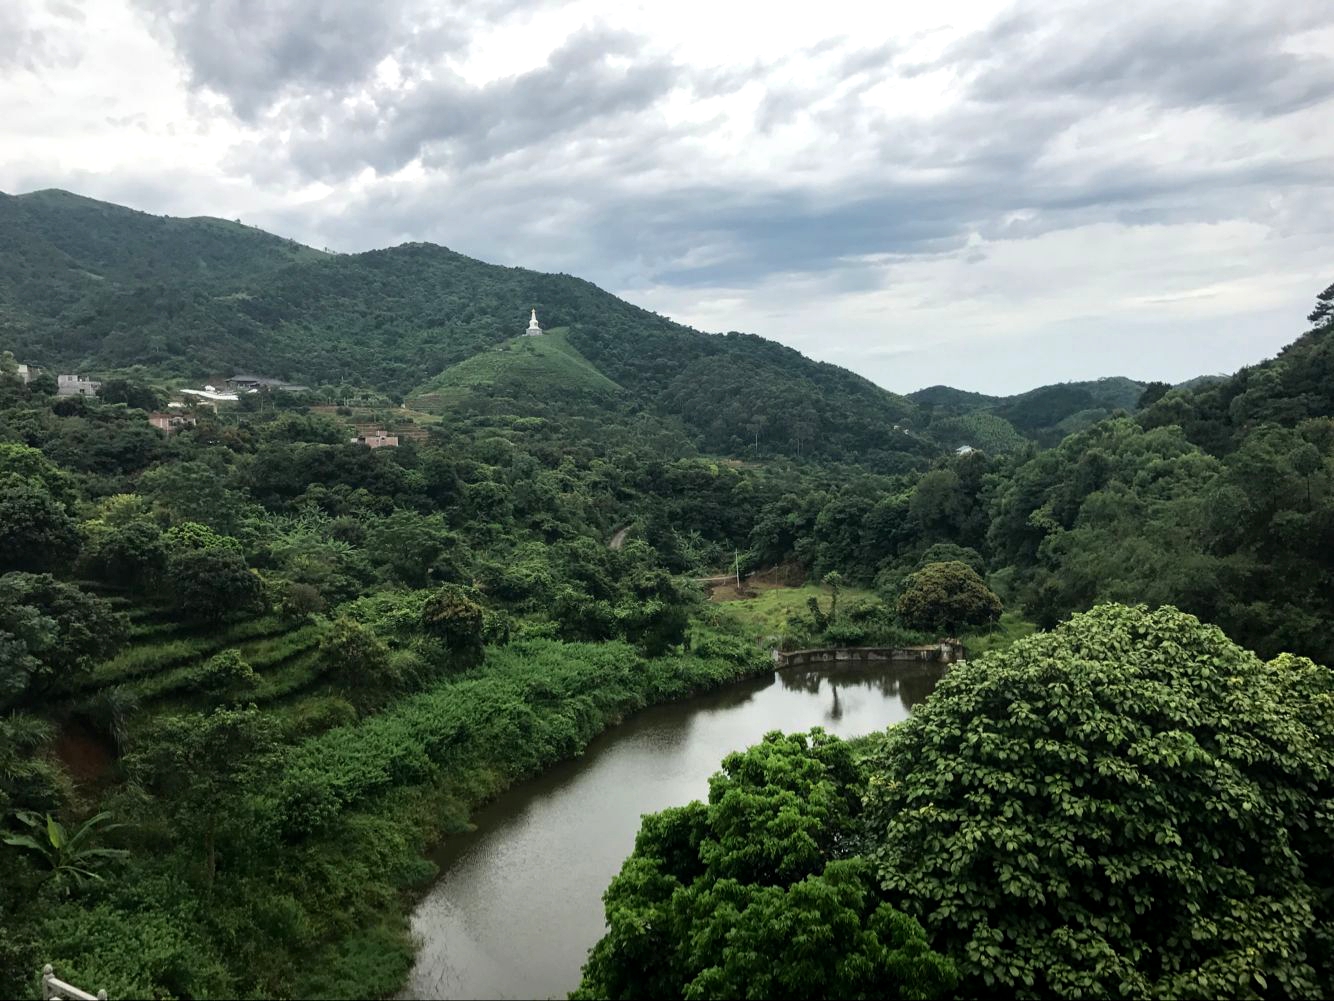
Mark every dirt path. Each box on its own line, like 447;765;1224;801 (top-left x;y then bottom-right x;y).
608;525;630;550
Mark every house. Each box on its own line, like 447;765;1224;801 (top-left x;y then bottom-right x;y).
57;374;101;397
227;374;311;393
955;445;977;456
352;431;399;448
148;412;197;434
15;363;36;384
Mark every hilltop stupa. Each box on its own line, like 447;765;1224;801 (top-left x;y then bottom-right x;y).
525;308;543;336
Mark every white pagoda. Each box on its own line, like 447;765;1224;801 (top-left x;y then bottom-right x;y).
525;309;543;336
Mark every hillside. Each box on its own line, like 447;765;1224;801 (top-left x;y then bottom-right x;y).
911;375;1147;448
409;329;623;416
0;189;933;469
0;190;324;333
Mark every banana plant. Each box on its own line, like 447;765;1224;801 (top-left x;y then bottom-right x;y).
3;810;129;891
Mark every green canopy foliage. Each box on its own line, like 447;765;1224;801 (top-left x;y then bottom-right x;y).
894;560;1002;635
576;730;957;1000
864;603;1334;998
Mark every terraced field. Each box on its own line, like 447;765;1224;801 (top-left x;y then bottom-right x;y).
83;608;334;710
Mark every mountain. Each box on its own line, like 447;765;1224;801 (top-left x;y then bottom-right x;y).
0;189;933;470
911;376;1148;448
0;189;324;329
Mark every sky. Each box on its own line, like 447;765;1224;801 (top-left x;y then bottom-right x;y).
3;0;1333;395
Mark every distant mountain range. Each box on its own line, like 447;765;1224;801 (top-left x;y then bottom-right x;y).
2;188;1181;466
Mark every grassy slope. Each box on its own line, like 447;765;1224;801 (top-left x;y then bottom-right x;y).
712;583;1037;656
408;329;622;413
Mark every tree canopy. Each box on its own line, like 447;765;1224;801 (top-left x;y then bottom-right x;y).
576;730;957;1000
863;603;1334;999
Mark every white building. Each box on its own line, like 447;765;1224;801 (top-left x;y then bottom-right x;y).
524;309;543;336
955;445;977;456
57;374;101;397
15;363;35;384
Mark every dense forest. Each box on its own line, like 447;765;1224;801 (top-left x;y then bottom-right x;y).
1;191;1332;999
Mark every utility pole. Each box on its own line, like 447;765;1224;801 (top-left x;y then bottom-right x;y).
735;549;741;589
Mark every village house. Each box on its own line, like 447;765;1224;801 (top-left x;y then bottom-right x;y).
352;431;399;448
148;412;197;434
56;374;101;397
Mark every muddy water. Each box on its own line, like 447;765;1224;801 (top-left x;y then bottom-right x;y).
400;660;943;1000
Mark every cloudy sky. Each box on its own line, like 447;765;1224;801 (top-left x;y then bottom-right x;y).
3;0;1332;394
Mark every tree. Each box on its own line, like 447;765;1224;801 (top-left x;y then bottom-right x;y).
575;730;957;1000
165;547;266;622
79;517;167;590
319;617;400;710
0;574;128;709
1136;380;1172;409
864;604;1334;998
0;474;79;574
192;649;257;696
822;570;844;623
894;560;1001;634
2;811;128;893
420;584;485;666
128;707;281;884
1308;280;1334;330
97;378;161;412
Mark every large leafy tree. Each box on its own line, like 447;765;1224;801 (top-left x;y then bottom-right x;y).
575;730;957;1000
864;603;1334;998
0;473;80;574
894;560;1001;634
165;546;266;622
128;707;281;884
420;583;485;666
0;573;127;709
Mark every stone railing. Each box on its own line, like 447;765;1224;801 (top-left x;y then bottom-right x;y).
775;641;965;669
41;965;106;1001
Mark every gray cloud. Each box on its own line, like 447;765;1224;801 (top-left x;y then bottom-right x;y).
262;26;686;180
948;1;1334;117
132;0;521;119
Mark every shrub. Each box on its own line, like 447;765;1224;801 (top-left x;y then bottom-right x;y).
193;649;257;695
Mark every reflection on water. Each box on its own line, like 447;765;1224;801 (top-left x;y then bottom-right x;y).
778;659;947;717
400;660;945;1001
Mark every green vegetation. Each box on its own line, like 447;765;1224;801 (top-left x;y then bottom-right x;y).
893;561;1002;634
867;604;1334;998
409;329;623;415
575;730;957;1000
586;603;1334;999
2;197;1332;1001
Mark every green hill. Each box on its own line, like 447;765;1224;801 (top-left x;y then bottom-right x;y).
912;375;1147;447
0;189;935;470
409;329;623;415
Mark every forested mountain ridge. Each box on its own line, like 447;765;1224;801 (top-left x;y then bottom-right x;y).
0;189;325;329
1;189;931;469
911;375;1149;449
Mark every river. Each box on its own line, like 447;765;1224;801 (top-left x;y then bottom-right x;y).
399;659;945;1000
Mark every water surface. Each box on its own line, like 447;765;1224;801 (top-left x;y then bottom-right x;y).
401;660;943;1000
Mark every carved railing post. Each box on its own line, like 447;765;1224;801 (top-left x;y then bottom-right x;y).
41;965;105;1001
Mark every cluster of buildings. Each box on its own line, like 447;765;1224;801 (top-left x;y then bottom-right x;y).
11;362;102;397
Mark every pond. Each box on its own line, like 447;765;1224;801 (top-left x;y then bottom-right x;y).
400;659;944;1000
